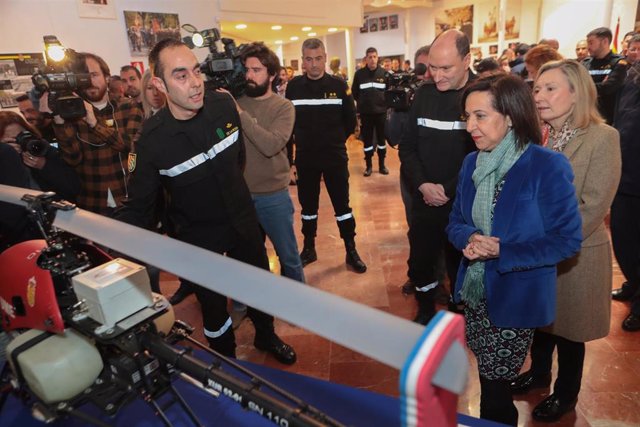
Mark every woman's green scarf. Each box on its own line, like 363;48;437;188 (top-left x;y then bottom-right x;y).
460;130;529;308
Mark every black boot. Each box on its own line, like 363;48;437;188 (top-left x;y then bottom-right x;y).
413;289;436;325
344;240;367;273
169;281;195;305
378;156;389;175
363;156;372;177
479;377;519;426
299;237;317;266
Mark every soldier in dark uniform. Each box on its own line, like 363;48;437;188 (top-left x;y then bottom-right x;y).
352;47;389;176
399;30;476;325
285;38;366;274
116;38;296;365
583;27;629;124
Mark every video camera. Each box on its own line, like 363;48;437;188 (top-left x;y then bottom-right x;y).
384;63;427;111
15;130;50;157
183;25;247;97
31;35;91;120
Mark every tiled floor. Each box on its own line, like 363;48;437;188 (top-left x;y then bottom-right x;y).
162;138;640;427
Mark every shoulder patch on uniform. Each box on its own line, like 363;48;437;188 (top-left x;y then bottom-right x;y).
127;153;137;173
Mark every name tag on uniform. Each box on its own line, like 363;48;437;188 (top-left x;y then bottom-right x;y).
417;118;466;131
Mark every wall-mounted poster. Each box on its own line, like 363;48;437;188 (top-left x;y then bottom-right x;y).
77;0;116;19
389;14;399;30
435;5;473;42
380;16;388;31
124;11;181;57
360;15;369;33
505;0;521;40
290;59;299;71
489;44;498;56
0;53;46;109
477;2;498;43
369;17;379;32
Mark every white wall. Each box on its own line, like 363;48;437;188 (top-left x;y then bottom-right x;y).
0;0;219;74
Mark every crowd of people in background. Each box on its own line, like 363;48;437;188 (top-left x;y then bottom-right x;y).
1;20;640;427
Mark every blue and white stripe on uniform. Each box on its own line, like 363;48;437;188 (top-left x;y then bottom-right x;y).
417;118;466;131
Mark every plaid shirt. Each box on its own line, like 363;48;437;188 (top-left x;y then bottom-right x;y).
54;99;143;215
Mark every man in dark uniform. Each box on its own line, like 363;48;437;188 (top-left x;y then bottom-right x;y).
286;38;366;274
399;29;476;325
583;27;629;124
352;47;389;176
116;38;296;365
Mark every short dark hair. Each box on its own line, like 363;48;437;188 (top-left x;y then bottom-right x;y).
110;75;122;82
301;38;325;54
240;42;281;77
149;38;187;81
461;74;542;149
15;94;30;103
81;52;110;77
623;31;637;39
475;57;501;74
629;34;640;45
587;27;613;43
414;45;431;63
365;47;378;56
454;33;470;58
515;43;530;56
120;65;141;79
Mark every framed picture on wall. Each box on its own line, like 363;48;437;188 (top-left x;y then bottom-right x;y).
360;15;369;33
123;11;181;57
291;59;299;71
380;16;388;31
389;14;399;29
369;17;378;32
131;61;145;75
77;0;117;19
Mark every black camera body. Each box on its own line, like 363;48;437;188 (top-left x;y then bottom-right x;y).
201;40;247;97
31;38;91;121
16;130;50;157
384;71;424;111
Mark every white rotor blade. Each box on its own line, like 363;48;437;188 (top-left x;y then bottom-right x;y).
1;184;424;369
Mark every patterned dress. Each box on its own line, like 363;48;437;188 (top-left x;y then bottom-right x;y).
464;179;535;380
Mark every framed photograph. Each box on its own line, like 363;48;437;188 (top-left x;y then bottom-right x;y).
77;0;117;19
380;16;388;31
123;11;181;57
435;5;473;40
369;17;379;33
0;52;45;109
360;15;369;33
489;44;498;55
290;59;299;71
389;14;399;30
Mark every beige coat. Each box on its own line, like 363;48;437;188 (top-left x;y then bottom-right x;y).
542;123;621;342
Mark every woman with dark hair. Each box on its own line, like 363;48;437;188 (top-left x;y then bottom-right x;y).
0;111;80;201
446;74;582;425
511;59;621;422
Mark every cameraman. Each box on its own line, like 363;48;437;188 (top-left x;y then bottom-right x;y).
40;52;143;216
0;111;80;201
15;94;56;142
220;42;304;284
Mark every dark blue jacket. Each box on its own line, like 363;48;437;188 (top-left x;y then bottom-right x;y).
447;144;582;328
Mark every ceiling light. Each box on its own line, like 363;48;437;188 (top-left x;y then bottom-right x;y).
235;24;247;29
308;32;317;37
301;26;312;31
271;25;282;30
290;36;299;41
328;27;338;32
275;40;283;44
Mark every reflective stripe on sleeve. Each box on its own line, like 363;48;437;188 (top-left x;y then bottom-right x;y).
159;130;239;177
301;214;318;220
291;99;343;106
364;146;374;152
415;281;439;293
417;118;466;131
377;145;387;150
